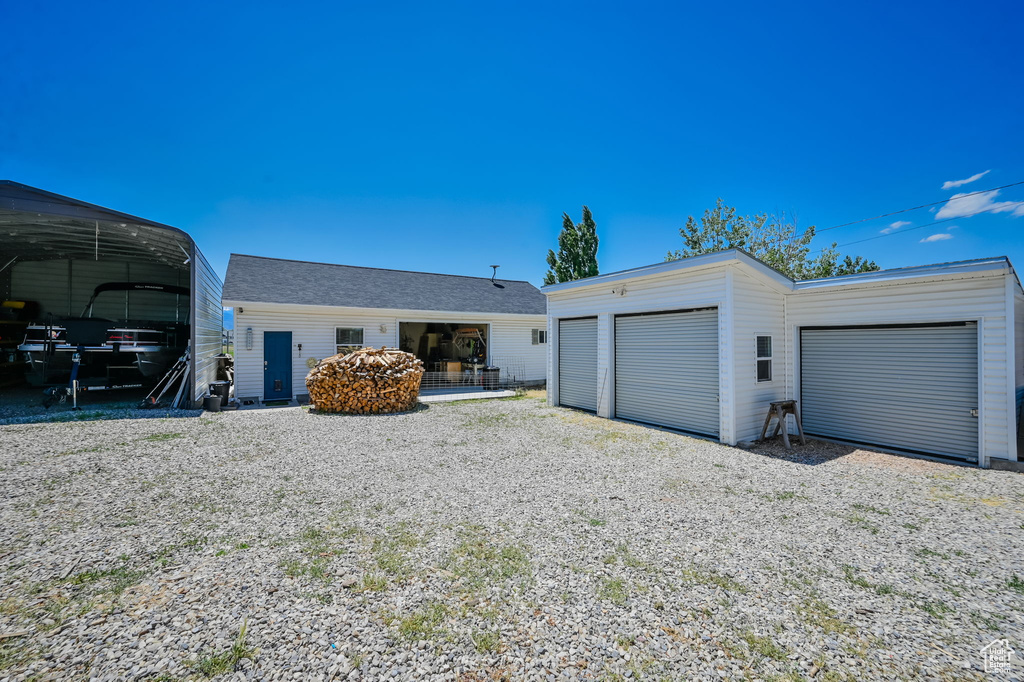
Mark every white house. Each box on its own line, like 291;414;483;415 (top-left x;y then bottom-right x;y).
223;255;548;403
543;250;1023;467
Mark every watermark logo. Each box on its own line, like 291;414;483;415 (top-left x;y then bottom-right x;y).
982;638;1014;674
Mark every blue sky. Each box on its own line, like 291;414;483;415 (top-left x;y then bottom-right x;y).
2;1;1022;290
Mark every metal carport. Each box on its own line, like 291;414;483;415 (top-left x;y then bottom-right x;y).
0;181;223;407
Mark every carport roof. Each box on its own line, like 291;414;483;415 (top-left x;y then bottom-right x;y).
0;181;193;268
222;254;547;316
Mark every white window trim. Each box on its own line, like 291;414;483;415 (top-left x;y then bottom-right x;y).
755;333;773;384
532;328;547;345
335;326;365;354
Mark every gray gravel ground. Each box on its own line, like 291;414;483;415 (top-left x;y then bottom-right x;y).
1;394;1023;681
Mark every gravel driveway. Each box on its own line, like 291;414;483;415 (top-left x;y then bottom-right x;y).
1;395;1022;681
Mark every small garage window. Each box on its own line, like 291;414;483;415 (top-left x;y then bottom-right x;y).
336;327;364;354
532;329;547;345
756;335;772;382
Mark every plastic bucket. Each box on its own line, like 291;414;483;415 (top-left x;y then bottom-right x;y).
209;381;231;401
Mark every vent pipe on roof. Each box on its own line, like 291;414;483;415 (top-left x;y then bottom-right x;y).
490;265;499;283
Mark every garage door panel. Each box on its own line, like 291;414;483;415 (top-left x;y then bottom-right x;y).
558;318;598;412
615;309;719;437
801;324;978;461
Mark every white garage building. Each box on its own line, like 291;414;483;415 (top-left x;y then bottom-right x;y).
543;250;1023;467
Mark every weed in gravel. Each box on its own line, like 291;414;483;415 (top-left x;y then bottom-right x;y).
762;490;808;502
445;526;530;590
850;503;890;516
186;620;257;677
1007;575;1024;594
680;566;747;593
0;637;36;672
918;600;952;619
662;477;689;491
140;432;184;442
845;514;880;534
616;634;637;648
602;542;644;569
463;413;509;428
841;565;873;589
915;547;950;561
740;631;789;661
370;524;422;579
359;573;387;591
597;577;629;605
396;602;449;640
970;610;1007;631
798;597;855;635
69;562;147;596
471;629;501;653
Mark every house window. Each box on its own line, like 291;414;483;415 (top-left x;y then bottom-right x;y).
336;327;364;354
756;335;772;382
532;329;547;345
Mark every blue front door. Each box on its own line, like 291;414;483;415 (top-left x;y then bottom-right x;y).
264;331;292;400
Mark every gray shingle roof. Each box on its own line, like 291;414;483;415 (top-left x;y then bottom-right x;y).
222;254;546;315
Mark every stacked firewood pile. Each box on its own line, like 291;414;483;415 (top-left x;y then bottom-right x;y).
305;347;424;414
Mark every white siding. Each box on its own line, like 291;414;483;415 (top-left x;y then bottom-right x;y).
231;303;545;400
545;266;729;434
731;268;787;443
544;259;1019;464
787;274;1013;464
489;318;548;384
1015;289;1023;459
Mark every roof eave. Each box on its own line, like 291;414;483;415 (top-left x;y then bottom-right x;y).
221;299;546;318
794;257;1016;292
541;249;795;295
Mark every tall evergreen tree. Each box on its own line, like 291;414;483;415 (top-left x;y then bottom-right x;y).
543;206;599;285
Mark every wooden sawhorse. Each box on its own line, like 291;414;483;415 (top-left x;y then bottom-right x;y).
759;400;806;449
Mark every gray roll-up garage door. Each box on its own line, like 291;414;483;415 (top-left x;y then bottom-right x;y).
800;324;978;462
615;308;719;437
558;317;598;411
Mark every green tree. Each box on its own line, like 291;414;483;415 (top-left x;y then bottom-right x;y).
666;198;879;279
543;206;599;285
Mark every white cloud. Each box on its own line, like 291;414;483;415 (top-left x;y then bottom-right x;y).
880;220;911;234
942;170;989;190
920;233;954;243
935;189;1023;219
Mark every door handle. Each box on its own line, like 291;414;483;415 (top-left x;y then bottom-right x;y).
264;361;268;371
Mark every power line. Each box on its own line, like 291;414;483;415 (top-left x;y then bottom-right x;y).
816;180;1024;234
817;200;1024;253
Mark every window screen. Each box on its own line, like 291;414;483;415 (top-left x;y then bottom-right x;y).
532;329;547;345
